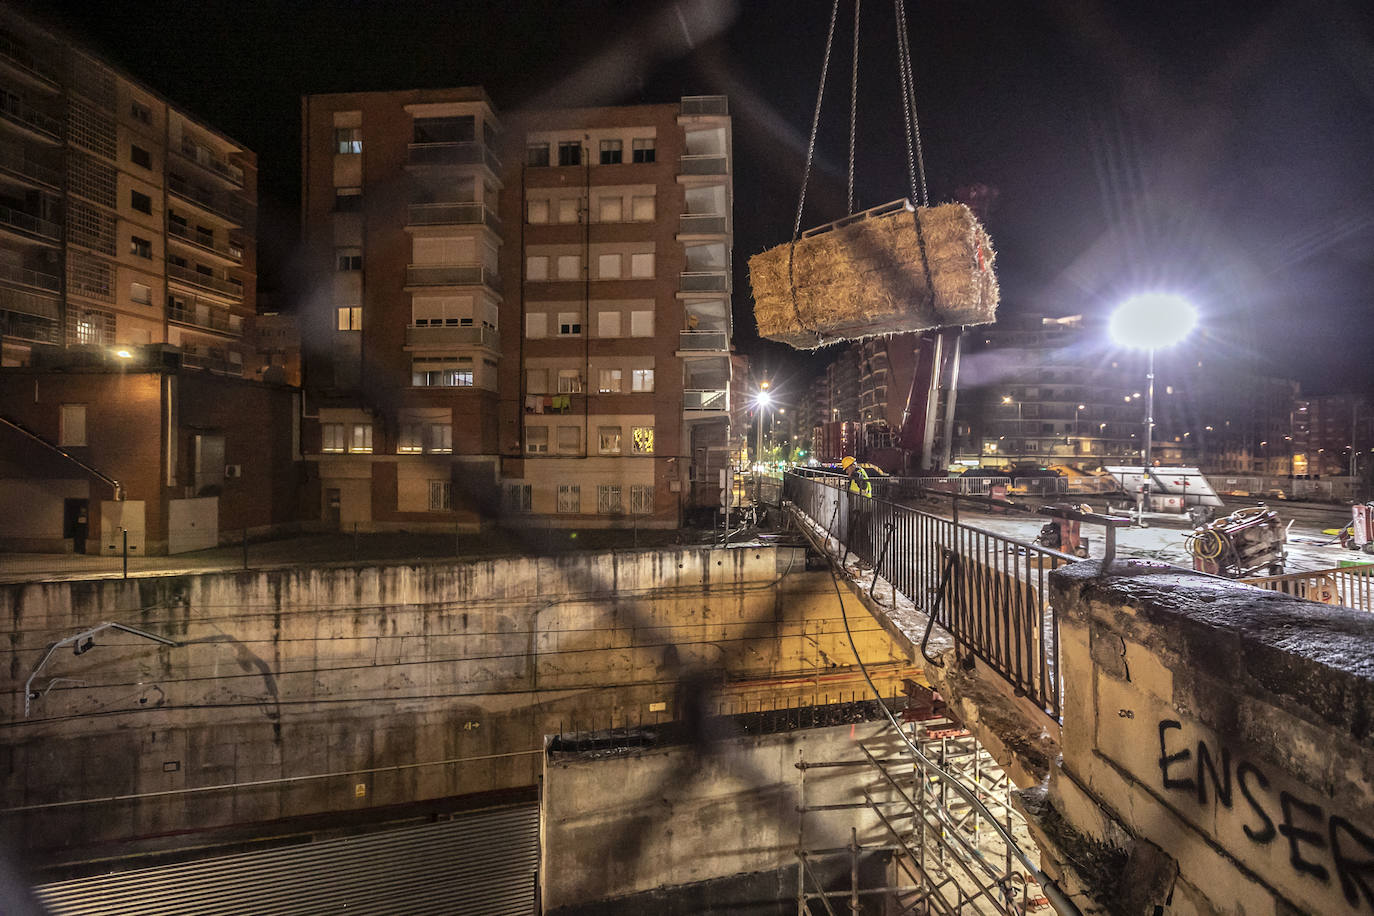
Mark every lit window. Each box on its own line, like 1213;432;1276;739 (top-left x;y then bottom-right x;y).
349;423;373;453
526;256;549;281
558;199;579;224
428;481;452;511
527;427;549;454
526;313;548;338
399;423;424;454
412;358;473;387
597;311;622;338
630;484;654;514
59;404;86;447
630;310;654;337
630;253;654;278
599;426;622;454
597;484;623;514
598;253;622;279
321;424;346;453
599;197;622;222
600;139;623;164
428;423;452;453
558;141;581;166
557;369;581;393
632;426;654;454
337;307;362;331
527;199;549;224
598;369;622;393
631;369;655;392
558;312;582;336
631;196;655;221
557;426;580;453
632;138;655;163
557;484;580;513
334;127;362;154
527;143;550;167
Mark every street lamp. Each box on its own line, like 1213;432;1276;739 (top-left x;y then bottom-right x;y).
1110;293;1198;522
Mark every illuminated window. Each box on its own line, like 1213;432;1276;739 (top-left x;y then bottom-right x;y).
334;127;362;154
631;369;655;392
411;357;473;387
321;424;346;453
337;307;362;331
632;426;654;454
349;423;373;453
598;369;622;393
557;369;581;393
399;423;424;454
428;424;452;453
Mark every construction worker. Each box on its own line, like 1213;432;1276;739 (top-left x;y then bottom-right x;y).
840;456;873;564
841;456;873;498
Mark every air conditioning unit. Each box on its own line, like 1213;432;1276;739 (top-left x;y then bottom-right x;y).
224;464;242;479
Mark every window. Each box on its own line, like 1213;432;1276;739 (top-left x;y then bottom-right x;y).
337;248;362;271
428;424;452;453
399;423;424;454
630;310;654;337
557;484;581;513
130;236;151;259
556;255;580;280
526;143;550;167
527;427;549;453
558;141;582;166
504;484;532;513
557;198;579;224
632;138;655;163
599;196;622;222
526;313;548;338
597;253;622;279
1025;441;1039;452
597;484;623;514
130;190;151;214
130;145;151;169
413;116;474;143
598;369;622;393
557;369;581;393
130;99;151;125
334;127;362;154
349;423;373;453
59;404;86;447
412;357;473;387
557;426;580;453
630;485;654;514
630;253;654;278
632;426;654;454
631;196;655;221
527;199;549;223
526;255;549;281
599;426;622;454
337;307;362;330
130;282;151;305
600;139;623;164
334;188;362;212
631;369;655;392
558;312;582;336
429;481;453;511
321;423;346;453
597;311;622;338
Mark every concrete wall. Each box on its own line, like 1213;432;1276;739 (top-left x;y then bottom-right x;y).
1;545;912;863
1040;560;1374;915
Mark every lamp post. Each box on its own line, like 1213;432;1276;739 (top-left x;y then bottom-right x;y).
755;386;772;501
1001;395;1021;460
1110;293;1198;524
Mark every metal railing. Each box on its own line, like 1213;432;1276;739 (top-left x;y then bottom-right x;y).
406;202;500;228
0;260;58;292
0;33;60;88
684;388;728;411
679;154;728;176
0;142;59;188
167;173;251;225
677;329;728;351
405;264;501;290
0;91;60;140
178;141;245;187
0;202;59;240
1241;563;1374;613
679;270;727;292
1213;475;1363;503
678;213;726;234
167;301;243;336
180;349;243;376
168;221;244;262
166;262;244;300
680;96;728;116
406;141;502;172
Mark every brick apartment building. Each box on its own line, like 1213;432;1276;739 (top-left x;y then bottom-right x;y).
299;89;733;531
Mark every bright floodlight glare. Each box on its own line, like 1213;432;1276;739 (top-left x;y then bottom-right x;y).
1109;293;1198;350
756;390;772;407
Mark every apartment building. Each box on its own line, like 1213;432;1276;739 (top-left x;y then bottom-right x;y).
299;90;732;530
0;7;257;371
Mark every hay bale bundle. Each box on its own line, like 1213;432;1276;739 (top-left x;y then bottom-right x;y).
749;201;999;350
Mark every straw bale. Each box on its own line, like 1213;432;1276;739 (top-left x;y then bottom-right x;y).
749;202;999;350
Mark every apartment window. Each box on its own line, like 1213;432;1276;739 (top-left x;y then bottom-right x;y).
630;310;654;337
413;115;474;143
130;99;151;125
557;369;582;393
130;145;151;169
334;188;362;212
526;143;550;167
429;481;453;511
59;404;87;447
630;253;654;278
412;357;474;387
599;197;622;222
526;255;549;281
399;423;424;454
337;307;362;331
558;312;582;336
526;313;548;338
527;199;549;224
130;190;152;214
557;141;582;166
504;484;532;513
348;423;373;453
632;138;655;163
598;369;623;393
600;139;623;164
557;426;580;453
630;485;654;514
631;196;655;221
334;127;362;154
597;253;622;279
130;235;152;259
557;484;581;513
337;248;362;271
525;368;548;394
631;369;655;392
632;426;655;454
597;311;622;338
527;427;549;453
597;484;623;514
556;255;580;280
130;282;151;305
557;198;579;224
599;426;622;454
428;424;453;453
321;423;346;453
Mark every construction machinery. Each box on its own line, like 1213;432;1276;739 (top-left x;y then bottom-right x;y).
1338;502;1374;555
1186;506;1289;577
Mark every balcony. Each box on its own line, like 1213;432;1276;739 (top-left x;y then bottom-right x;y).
0;143;58;191
405;264;501;293
167;173;251;226
680;96;729;117
0;92;60;142
166;262;244;301
679;155;728;176
404;324;501;353
679;271;727;293
407;202;500;229
0;284;58;321
406;141;502;173
181;349;243;376
0;307;58;344
177;140;245;187
168;299;244;337
677;329;729;352
678;213;727;235
684;388;729;412
0;202;59;243
0;260;58;293
168;221;244;263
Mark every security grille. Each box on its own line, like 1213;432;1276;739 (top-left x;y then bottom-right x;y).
67;152;116;209
65;251;112;302
66;98;116;161
66;199;116;255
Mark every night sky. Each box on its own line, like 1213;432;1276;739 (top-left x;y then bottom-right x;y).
29;0;1374;394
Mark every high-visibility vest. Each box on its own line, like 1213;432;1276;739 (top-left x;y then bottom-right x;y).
848;467;872;498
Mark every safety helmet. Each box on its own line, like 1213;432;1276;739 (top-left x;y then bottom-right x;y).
840;456;856;470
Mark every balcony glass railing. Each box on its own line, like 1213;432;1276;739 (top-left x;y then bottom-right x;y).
168;221;244;262
680;96;729;116
406;141;502;172
678;329;729;351
406;264;501;290
678;213;726;235
0;202;59;241
679;271;728;293
0;143;59;188
404;324;500;351
679;155;728;176
684;388;729;411
0;92;60;140
407;202;500;228
167;262;244;300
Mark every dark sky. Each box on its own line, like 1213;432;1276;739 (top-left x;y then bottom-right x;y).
29;0;1374;394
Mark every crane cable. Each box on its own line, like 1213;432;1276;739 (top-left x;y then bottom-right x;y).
894;0;929;207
